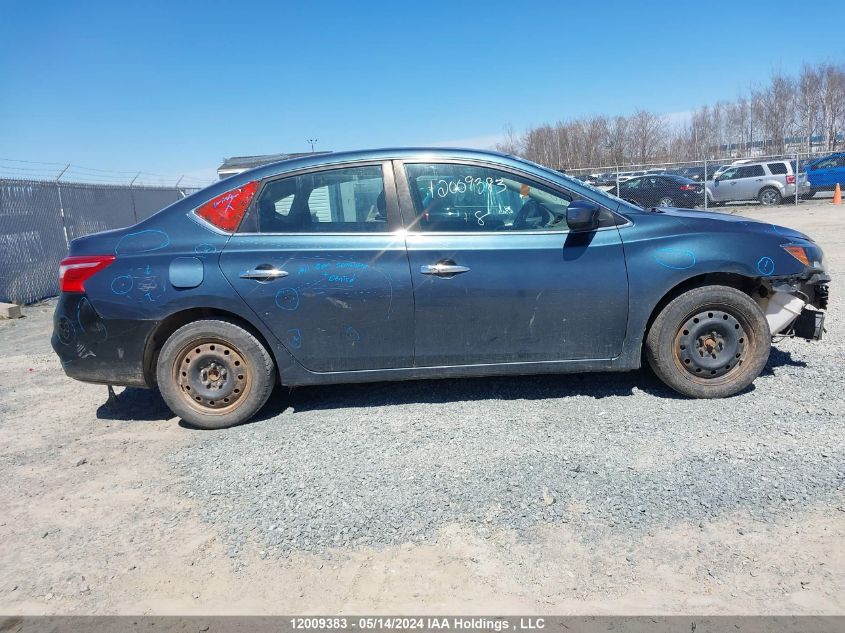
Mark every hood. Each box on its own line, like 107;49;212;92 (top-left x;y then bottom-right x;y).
649;207;813;242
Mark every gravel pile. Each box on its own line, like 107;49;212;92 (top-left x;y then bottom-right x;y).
171;270;845;558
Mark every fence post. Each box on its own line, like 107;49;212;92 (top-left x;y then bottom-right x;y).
615;165;620;196
795;150;800;206
55;164;70;249
703;157;708;211
129;171;140;223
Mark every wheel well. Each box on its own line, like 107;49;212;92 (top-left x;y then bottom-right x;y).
643;272;760;345
142;308;275;387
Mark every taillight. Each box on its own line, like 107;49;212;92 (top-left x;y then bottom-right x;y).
195;181;259;232
679;184;696;191
786;175;796;185
59;255;116;293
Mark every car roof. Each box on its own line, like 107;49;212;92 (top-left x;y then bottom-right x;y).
244;147;518;177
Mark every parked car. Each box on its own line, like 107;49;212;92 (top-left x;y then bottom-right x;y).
802;152;845;197
609;174;705;208
706;159;810;205
668;165;723;182
53;148;829;428
617;170;646;182
593;172;618;187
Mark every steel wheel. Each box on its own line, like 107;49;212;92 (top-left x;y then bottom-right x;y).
658;196;674;207
173;338;251;415
674;309;749;382
645;285;771;399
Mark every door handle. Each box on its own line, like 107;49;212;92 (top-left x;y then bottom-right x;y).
239;267;289;280
420;263;470;276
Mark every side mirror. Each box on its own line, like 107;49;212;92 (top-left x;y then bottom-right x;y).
567;200;601;232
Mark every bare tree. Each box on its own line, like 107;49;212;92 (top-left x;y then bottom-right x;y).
628;110;665;164
497;62;844;169
797;65;822;152
818;64;845;150
494;124;522;155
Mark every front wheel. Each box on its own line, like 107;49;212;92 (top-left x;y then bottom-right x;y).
645;285;771;398
156;319;276;429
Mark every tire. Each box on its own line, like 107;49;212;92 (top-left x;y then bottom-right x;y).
156;319;276;429
657;196;675;207
645;285;771;398
758;187;781;206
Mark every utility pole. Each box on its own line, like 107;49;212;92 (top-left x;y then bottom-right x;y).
307;138;318;152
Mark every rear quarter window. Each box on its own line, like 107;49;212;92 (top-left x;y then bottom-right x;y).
767;163;788;175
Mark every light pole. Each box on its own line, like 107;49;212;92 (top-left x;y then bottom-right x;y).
307;138;318;152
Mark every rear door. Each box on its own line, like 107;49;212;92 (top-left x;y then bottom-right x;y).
737;164;766;199
396;160;629;366
220;162;414;372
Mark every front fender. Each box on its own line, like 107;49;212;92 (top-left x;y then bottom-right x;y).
613;215;808;369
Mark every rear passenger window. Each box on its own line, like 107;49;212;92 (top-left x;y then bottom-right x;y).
243;165;387;233
736;165;765;178
767;163;788;175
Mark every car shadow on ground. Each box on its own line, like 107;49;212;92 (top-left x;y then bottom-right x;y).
95;346;805;424
760;347;807;376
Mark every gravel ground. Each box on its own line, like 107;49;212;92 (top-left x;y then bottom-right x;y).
1;201;843;614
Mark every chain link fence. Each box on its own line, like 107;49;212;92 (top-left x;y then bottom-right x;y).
0;179;198;305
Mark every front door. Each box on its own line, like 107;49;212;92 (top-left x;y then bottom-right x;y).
396;161;629;366
220;162;414;372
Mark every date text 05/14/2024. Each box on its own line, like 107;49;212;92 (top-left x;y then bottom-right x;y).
290;617;546;631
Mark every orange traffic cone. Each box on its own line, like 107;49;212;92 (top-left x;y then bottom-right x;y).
834;183;842;205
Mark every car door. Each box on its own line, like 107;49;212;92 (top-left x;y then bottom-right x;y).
713;165;752;201
737;164;766;199
395;160;629;366
219;162;414;372
643;176;664;206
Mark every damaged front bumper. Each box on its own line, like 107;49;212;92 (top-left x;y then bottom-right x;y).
756;272;829;341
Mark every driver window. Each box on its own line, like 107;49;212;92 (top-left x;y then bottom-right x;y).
403;163;574;232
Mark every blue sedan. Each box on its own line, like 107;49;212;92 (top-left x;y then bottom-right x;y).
52;148;830;428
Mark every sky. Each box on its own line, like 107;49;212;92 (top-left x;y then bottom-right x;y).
1;0;844;185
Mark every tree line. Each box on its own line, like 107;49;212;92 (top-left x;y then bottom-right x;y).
495;62;845;172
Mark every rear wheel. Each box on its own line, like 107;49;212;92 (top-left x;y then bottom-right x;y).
645;285;771;398
657;196;675;207
758;187;781;206
156;319;275;429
